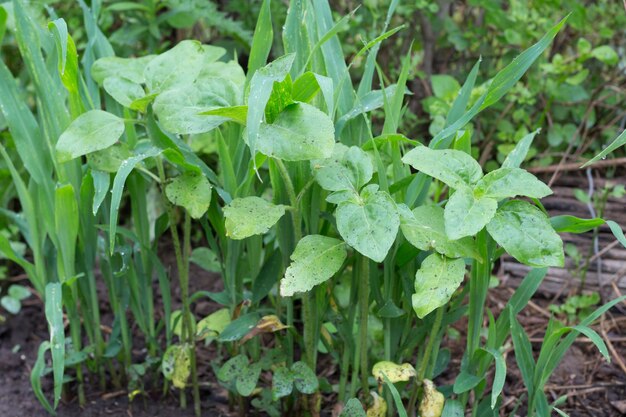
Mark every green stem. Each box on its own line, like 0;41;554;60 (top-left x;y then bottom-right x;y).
359;255;370;396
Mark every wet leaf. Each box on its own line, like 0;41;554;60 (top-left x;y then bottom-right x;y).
372;361;416;383
224;197;286;240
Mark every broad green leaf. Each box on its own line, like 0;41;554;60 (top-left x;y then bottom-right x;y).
441;400;464;417
372;361;416;383
217;354;248;382
199;59;246;87
237;362;262;397
272;366;294;400
91;55;155;85
280;235;347;297
103;76;145;108
431;74;460;99
486;200;564;267
165;172;212;219
153;79;240;135
1;296;20;314
247;53;295;157
398;204;480;260
336;185;399;262
8;284;30;300
144;40;206;93
255;102;335;161
190;247;221;272
402;147;482;189
550;215;604;233
311;144;373;192
87;143;133;173
224;197;286;240
444;187;497;240
45;283;64;407
265;74;294;123
341;399;366;417
412;253;465;319
582;129;626;167
56;110;125;163
474;168;552;200
291;361;319;394
502;129;540;169
419;380;445;417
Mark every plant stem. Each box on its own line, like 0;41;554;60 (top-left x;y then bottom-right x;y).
359;255;370;396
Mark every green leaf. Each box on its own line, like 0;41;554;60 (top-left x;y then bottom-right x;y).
280;235;347;296
144;40;206;93
398;204;480;260
190;247;221;273
153;79;240;135
218;313;260;342
486;200;564;267
45;283;64;407
56;110;125;163
165;171;212;219
247;54;295;157
502;129;540;169
1;296;20;314
196;308;231;340
572;325;609;361
412;253;466;319
217;354;248;383
91;55;155;85
382;373;409;417
8;284;30;300
444;187;497;240
606;220;626;248
291;361;319;394
272;366;294;400
292;71;321;102
237;362;262;397
340;398;366;417
479;348;506;408
474;168;552;200
402;147;482;189
255;103;335;161
311;144;373;192
441;400;464;417
431;74;460;99
591;45;618;65
582;129;626;167
87;143;133;173
31;342;55;415
336;185;399;262
224;197;286;240
550;215;605;233
246;0;272;82
201;105;248;125
103;76;146;108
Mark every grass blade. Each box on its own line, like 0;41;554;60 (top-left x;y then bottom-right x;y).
45;282;65;408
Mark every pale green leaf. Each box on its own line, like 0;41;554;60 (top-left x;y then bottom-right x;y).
91;55;155;85
402;147;482;189
444;187;497;239
474;168;552;200
291;361;319;394
336;185;399;262
103;76;146;108
280;235;347;297
56;110;125;163
311;144;373;192
486;200;564;267
255;102;335;161
224;197;286;240
412;253;465;318
165;171;212;219
144;40;205;93
398;204;480;260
